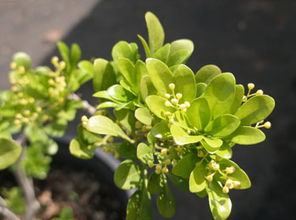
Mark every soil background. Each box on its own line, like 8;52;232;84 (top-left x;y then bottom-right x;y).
1;0;296;219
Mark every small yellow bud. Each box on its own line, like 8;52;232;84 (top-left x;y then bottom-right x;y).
48;79;55;85
36;107;42;113
81;115;88;123
155;164;162;174
223;186;229;194
10;62;17;69
22;118;29;124
164;159;171;165
164;111;172;117
233;181;241;188
59;61;66;70
197;151;204;157
162;167;169;173
206;173;214;182
242;95;247;102
23;110;31;116
168;83;175;90
247;83;255;90
209;160;220;171
264;121;271;129
256;89;264;95
29;98;35;103
164;100;172;107
171;98;178;105
51;56;59;65
148;161;154;168
160;149;168;156
16;113;22;119
225;166;235;174
176;93;183;99
14;119;21;125
225;179;234;189
20;99;28;105
165;93;171;99
184;101;191;108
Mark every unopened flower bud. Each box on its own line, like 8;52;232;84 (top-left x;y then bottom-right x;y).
161;149;168;156
10;62;17;70
264;121;271;129
206;173;214;182
51;56;59;65
209;160;220;171
225;166;235;174
23;110;31;116
165;100;172;107
81;115;88;123
223;186;229;194
225;179;234;189
176;93;182;99
168;83;175;90
256;89;263;95
247;83;255;90
162;167;169;173
164;159;171;165
165;93;171;99
171;98;178;105
233;181;241;188
59;61;66;70
184;101;191;107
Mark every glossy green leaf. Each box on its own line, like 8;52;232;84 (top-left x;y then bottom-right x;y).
202;73;236;118
196;82;207;98
137;34;151;58
137;143;154;164
135;60;148;92
189;162;207;193
174;64;196;101
203;137;223;148
146;58;174;95
126;190;152;220
70;43;81;66
219;159;251;189
116;142;136;159
0;138;21;170
145;11;165;53
117;58;136;87
230;126;265;145
230;84;244;114
145;95;174;119
112;41;139;63
135;107;153;125
157;185;176;218
235;95;275;125
168;174;189;192
140;75;157;100
195;65;221;84
150;121;170;139
153;44;171;63
170;125;203;145
69;138;95;159
172;153;198;178
206;114;241;137
85;115;133;143
207;182;232;220
186;98;211;131
114;109;135;133
107;84;134;102
167;39;194;66
93;58;116;91
148;173;162;194
216;143;233;159
114;160;140;190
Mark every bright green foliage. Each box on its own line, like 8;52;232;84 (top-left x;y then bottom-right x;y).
66;11;276;220
4;187;26;214
0;138;21;170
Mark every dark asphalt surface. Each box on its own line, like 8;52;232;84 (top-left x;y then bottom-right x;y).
1;0;296;219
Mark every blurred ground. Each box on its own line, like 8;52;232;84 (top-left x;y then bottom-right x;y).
1;0;296;219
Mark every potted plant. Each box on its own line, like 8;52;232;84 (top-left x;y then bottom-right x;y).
0;11;275;220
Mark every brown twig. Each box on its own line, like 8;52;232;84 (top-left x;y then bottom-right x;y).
68;93;96;115
0;196;20;220
14;134;40;220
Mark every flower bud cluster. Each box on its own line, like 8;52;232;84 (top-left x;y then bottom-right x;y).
163;83;191;116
